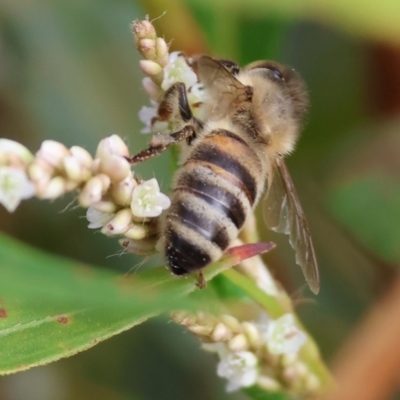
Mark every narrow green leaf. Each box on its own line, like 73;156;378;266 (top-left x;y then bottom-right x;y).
0;234;273;374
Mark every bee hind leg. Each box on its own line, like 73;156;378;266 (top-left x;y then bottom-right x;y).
127;124;196;165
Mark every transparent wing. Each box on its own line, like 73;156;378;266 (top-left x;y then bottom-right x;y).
193;55;251;118
263;157;320;294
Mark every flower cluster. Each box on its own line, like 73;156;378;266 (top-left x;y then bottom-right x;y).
132;17;206;134
0;136;170;251
172;311;319;394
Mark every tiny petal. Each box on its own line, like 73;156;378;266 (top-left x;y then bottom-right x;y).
36;140;69;169
101;208;133;235
130;178;170;218
86;206;115;229
265;314;307;355
96;135;129;159
0;167;35;212
0;139;34;165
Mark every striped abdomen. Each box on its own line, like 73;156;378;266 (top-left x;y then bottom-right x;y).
164;129;264;275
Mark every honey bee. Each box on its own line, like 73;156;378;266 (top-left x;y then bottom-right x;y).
130;55;319;294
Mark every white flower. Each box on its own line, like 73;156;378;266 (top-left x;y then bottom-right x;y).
263;314;307;355
161;52;198;91
0;139;34;165
86;206;115;229
138;102;158;133
0;166;35;212
130;178;170;218
217;350;259;392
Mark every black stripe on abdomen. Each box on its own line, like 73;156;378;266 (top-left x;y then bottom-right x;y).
171;203;230;250
165;230;211;275
189;135;258;205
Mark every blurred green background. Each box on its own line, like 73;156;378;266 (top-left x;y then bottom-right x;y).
1;0;400;399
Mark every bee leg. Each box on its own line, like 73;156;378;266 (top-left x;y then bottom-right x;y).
195;271;206;289
127;124;196;165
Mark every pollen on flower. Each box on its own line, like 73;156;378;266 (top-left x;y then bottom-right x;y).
0;167;35;212
130;178;170;218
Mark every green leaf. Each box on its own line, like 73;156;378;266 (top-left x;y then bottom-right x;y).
0;234;273;374
327;174;400;263
186;0;400;43
244;386;292;400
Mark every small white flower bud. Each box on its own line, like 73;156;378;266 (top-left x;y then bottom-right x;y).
257;375;281;392
39;176;66;199
212;323;232;342
79;176;104;207
155;37;169;67
63;156;82;181
99;154;131;182
124;224;148;240
96;135;130;159
139;38;156;60
220;315;241;333
228;334;249;352
28;159;53;187
140;60;163;76
101;208;133;235
111;174;137;206
70;146;93;169
188;325;213;337
242;322;262;349
132;19;156;42
36;140;70;170
97;173;111;193
91;201;118;214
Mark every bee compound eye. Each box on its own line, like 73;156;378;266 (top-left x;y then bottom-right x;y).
265;65;284;82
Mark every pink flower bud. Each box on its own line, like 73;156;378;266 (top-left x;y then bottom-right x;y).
39;176;66;199
79;176;103;207
36;140;70;170
111;175;137;206
99;154;131;182
95;135;130;159
155;38;169;67
70;146;93;169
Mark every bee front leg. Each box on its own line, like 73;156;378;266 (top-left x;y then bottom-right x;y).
127;124;196;165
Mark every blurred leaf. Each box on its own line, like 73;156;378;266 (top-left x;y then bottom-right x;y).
327;174;400;264
0;234;263;374
244;386;291;400
186;0;400;44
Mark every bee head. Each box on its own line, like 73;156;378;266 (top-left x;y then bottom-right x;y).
244;60;309;122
